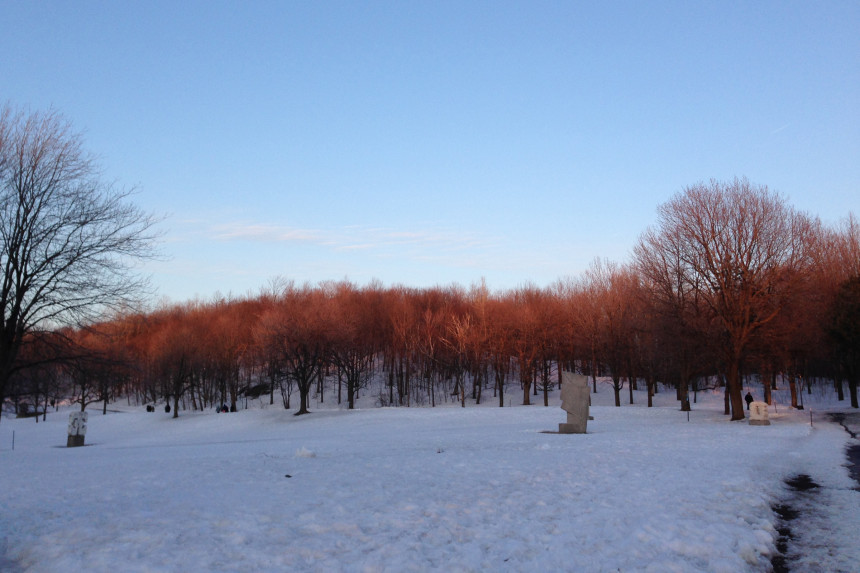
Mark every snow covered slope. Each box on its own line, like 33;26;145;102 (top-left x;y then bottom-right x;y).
1;386;857;572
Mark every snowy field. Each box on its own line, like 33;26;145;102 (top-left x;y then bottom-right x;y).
1;384;858;573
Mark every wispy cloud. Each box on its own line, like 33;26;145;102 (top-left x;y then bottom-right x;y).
204;220;497;255
210;223;322;243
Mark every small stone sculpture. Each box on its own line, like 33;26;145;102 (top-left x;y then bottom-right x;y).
749;401;771;426
67;411;88;447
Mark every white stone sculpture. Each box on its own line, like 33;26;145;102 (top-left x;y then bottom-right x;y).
749;401;771;426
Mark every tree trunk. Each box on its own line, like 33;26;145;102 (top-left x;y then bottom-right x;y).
521;371;531;406
543;370;549;407
226;372;237;412
397;357;405;405
789;374;799;409
764;372;773;405
557;363;563;392
405;362;410;408
726;358;745;421
296;385;310;415
678;369;691;412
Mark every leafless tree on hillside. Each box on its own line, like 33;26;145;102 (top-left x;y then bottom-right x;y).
634;178;817;420
0;105;159;415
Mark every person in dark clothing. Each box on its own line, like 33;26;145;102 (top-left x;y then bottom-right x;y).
745;392;754;410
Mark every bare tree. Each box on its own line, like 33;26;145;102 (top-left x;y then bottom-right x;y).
260;286;334;415
66;328;128;414
635;178;816;420
585;259;638;407
635;224;715;410
0;105;158;412
834;214;860;279
445;311;472;408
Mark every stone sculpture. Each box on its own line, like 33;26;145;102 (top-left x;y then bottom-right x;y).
67;411;88;447
749;401;771;426
559;371;590;434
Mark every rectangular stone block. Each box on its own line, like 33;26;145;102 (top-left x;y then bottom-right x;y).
749;401;771;426
558;422;586;434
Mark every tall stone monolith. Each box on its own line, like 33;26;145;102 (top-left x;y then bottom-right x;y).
559;371;589;434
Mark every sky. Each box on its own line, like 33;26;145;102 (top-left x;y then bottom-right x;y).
2;1;858;303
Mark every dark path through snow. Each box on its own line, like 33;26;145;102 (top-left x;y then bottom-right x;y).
829;412;860;488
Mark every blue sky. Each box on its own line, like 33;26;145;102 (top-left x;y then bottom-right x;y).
3;1;858;302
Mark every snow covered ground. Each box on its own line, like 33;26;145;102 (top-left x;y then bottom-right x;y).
1;383;858;572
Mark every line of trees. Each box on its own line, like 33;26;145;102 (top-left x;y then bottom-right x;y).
7;180;858;421
2;104;858;422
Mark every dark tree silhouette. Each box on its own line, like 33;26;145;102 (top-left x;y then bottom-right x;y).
829;276;860;408
0;105;158;414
